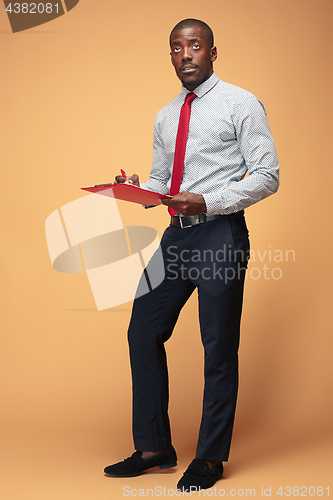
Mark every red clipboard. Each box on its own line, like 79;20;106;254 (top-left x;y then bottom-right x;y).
81;183;172;206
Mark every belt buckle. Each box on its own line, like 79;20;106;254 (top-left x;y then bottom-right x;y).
179;215;199;229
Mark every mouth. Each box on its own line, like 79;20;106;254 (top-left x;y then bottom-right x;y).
181;65;198;74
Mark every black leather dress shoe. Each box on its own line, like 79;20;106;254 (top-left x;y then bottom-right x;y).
177;458;223;491
104;446;177;477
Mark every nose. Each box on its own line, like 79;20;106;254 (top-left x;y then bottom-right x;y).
181;46;192;61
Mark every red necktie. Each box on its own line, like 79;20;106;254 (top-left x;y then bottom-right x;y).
168;92;196;217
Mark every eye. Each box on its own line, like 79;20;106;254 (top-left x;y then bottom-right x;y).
173;46;181;53
192;43;200;49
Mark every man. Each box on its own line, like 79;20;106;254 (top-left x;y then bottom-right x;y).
104;19;279;491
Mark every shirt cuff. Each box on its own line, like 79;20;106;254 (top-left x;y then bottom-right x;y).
202;193;223;216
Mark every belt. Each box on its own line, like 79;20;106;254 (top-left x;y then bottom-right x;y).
171;213;222;229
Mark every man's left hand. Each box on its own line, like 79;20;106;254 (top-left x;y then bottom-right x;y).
161;191;207;216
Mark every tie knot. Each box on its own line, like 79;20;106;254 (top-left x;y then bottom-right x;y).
185;92;196;104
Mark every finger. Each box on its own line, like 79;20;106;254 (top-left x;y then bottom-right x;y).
115;175;126;183
129;174;140;186
160;198;172;206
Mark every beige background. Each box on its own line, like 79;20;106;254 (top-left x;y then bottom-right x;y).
1;0;332;498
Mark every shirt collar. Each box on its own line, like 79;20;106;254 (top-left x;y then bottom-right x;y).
181;72;219;99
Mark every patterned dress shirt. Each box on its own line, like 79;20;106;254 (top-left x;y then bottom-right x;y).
140;72;279;216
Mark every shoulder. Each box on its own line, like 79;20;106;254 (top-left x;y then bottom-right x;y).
156;93;183;116
213;79;267;115
154;93;184;129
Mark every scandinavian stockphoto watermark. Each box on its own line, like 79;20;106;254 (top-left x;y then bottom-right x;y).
165;245;295;282
45;195;295;309
45;194;295;310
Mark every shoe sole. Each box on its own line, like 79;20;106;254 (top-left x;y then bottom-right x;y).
159;462;177;469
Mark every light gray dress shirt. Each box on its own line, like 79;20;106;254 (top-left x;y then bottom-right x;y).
141;72;279;216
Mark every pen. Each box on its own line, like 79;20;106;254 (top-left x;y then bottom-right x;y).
120;169;134;184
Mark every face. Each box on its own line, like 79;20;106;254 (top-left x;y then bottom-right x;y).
170;26;217;91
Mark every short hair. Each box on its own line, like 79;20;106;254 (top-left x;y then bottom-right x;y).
169;19;214;48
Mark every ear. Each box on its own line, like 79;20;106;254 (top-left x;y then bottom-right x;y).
210;46;217;63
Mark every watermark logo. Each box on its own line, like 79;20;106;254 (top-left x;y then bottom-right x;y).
45;195;295;309
164;245;295;282
3;0;80;33
45;194;165;310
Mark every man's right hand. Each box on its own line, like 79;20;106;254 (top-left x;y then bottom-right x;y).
115;173;140;186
